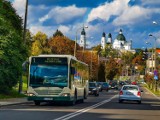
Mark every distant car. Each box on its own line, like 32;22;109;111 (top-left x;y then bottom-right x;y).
118;81;127;89
89;82;99;96
119;85;143;104
109;81;118;90
101;82;109;91
97;82;103;92
131;81;137;85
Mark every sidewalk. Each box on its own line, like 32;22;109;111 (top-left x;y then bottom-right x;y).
0;97;29;106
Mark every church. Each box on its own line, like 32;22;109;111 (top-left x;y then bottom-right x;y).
101;29;135;52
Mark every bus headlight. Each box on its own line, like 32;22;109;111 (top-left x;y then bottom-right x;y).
28;93;35;96
61;93;70;97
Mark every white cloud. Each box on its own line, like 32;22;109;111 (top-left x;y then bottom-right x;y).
113;6;151;26
87;0;129;22
39;5;87;24
87;0;160;26
12;0;26;18
29;25;56;37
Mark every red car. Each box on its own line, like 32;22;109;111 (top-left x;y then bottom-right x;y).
131;81;137;85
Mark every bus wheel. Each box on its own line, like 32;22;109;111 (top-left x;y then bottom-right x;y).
34;101;40;106
84;90;87;99
69;92;77;105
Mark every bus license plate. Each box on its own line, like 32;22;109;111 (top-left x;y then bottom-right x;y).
44;98;53;100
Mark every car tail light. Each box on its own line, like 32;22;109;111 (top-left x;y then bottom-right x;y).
119;90;123;95
137;91;141;96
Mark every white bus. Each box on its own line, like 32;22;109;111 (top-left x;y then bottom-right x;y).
27;55;89;105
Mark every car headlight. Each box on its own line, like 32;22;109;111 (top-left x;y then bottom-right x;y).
27;93;35;96
93;88;97;91
61;93;70;97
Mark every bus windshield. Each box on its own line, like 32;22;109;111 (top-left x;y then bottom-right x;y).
30;65;68;87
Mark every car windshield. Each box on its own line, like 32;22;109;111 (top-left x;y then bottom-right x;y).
89;83;96;87
103;83;108;86
123;86;138;91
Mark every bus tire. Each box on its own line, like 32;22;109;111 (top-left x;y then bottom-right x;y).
34;101;40;106
69;91;77;106
84;89;87;99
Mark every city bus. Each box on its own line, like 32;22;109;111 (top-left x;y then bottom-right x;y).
27;55;89;105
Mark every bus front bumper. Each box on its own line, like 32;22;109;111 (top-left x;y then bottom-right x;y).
27;96;73;102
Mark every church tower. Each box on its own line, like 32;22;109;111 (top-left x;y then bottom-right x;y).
107;33;112;44
80;27;86;49
101;32;106;49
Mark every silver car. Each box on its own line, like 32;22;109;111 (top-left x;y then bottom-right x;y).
119;85;142;104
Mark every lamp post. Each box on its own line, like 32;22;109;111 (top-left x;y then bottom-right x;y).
149;34;157;91
19;0;28;94
74;26;88;57
23;0;28;44
145;41;154;73
149;34;156;70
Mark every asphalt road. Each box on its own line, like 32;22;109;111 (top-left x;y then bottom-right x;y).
0;87;160;120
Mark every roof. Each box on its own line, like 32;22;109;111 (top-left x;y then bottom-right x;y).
116;29;126;41
102;32;106;37
81;28;86;35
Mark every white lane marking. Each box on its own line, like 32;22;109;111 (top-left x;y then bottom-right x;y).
144;87;160;100
54;95;117;120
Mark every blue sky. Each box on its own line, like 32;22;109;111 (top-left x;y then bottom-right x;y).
9;0;160;49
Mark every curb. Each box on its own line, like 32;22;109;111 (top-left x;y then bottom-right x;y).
0;101;32;107
144;87;160;100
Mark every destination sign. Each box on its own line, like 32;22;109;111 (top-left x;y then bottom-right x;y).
31;57;68;65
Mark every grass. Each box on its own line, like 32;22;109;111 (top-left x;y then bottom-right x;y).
142;83;160;96
0;75;28;100
0;90;27;99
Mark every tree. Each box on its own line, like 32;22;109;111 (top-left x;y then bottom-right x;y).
97;63;105;82
105;58;120;80
0;0;28;93
53;29;64;37
31;32;50;56
48;36;75;55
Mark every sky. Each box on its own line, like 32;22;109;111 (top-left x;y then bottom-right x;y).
8;0;160;49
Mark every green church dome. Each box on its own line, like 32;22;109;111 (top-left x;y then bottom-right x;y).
116;29;126;41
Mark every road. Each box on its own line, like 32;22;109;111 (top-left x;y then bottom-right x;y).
0;87;160;120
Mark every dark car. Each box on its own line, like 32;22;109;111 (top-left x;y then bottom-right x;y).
89;82;99;96
102;82;109;91
109;81;118;90
97;82;103;92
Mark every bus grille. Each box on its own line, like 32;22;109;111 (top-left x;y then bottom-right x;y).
35;89;63;95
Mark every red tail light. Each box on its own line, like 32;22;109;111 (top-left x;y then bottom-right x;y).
119;90;123;95
137;91;141;96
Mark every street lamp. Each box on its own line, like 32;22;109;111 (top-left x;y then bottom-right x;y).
74;26;88;57
153;21;158;25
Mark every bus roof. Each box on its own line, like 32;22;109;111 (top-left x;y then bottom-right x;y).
30;54;88;66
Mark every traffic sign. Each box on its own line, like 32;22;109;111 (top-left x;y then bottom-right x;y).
154;70;158;76
154;75;158;80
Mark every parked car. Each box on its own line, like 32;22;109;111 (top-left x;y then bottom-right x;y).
101;82;109;91
89;82;99;96
119;85;143;104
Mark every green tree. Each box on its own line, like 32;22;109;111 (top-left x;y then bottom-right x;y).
31;31;50;56
0;0;28;93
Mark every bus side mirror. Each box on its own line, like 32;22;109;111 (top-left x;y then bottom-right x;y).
71;67;75;74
